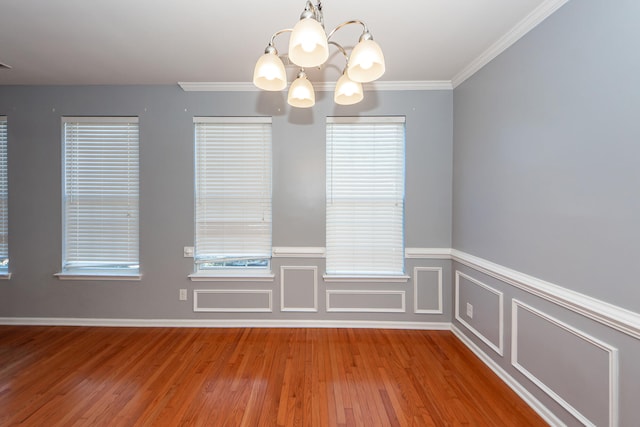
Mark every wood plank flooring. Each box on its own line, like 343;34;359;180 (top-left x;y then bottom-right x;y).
0;326;548;426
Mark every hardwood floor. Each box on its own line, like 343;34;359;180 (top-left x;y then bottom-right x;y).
0;326;547;426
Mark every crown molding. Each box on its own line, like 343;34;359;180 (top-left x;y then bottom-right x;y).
178;80;453;92
363;80;453;91
451;0;570;88
178;82;258;92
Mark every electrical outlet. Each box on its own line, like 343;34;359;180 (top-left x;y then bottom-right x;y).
466;302;473;318
183;246;194;258
179;289;188;301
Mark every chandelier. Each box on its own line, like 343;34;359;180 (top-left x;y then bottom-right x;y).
252;1;385;108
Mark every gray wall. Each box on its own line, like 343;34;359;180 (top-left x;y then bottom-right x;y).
4;0;639;424
0;85;453;321
452;1;640;425
453;0;640;312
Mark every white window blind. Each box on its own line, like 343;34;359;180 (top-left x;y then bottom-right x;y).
0;117;7;273
194;117;272;271
62;117;139;275
326;116;406;276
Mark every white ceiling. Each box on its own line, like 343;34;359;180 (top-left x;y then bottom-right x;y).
0;0;567;87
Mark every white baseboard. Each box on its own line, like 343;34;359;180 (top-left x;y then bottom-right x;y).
0;317;451;330
451;325;565;427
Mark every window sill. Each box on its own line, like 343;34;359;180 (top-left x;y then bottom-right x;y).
189;271;275;282
323;274;410;283
0;272;11;280
55;272;142;281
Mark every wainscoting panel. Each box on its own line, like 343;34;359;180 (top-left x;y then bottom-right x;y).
414;266;443;314
455;271;504;355
193;289;273;313
512;300;618;427
326;290;406;313
280;266;318;312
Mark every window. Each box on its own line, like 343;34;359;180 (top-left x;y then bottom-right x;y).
193;117;272;277
60;117;140;278
0;117;7;275
326;116;406;278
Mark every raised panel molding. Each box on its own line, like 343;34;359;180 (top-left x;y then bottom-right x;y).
455;271;504;356
326;290;406;313
512;300;619;427
193;289;273;313
270;247;640;343
413;266;443;314
280;266;318;312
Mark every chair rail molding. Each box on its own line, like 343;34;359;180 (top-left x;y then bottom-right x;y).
451;249;640;341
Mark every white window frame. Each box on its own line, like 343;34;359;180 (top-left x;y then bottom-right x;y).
57;116;140;280
324;116;408;282
0;116;8;279
189;117;274;281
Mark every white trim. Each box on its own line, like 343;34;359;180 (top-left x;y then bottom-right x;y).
192;116;271;124
188;272;275;282
362;80;453;91
280;265;318;312
455;271;504;356
326;116;406;124
413;266;443;314
273;247;455;260
193;289;273;313
323;274;410;283
0;317;450;330
54;273;142;281
452;0;569;88
61;116;138;123
451;325;565;427
452;249;640;341
272;247;325;258
273;247;453;259
512;300;618;427
178;81;453;92
179;82;260;92
326;289;406;313
405;247;452;259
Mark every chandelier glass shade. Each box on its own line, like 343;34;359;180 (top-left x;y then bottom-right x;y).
289;18;330;68
287;71;316;108
252;51;287;91
253;1;385;108
333;73;363;105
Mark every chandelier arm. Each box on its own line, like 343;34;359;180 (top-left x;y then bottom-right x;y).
326;20;367;41
328;41;349;62
268;28;293;48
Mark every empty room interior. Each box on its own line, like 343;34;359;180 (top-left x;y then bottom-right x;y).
1;0;639;425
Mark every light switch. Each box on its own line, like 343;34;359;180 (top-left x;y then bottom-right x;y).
183;246;194;258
